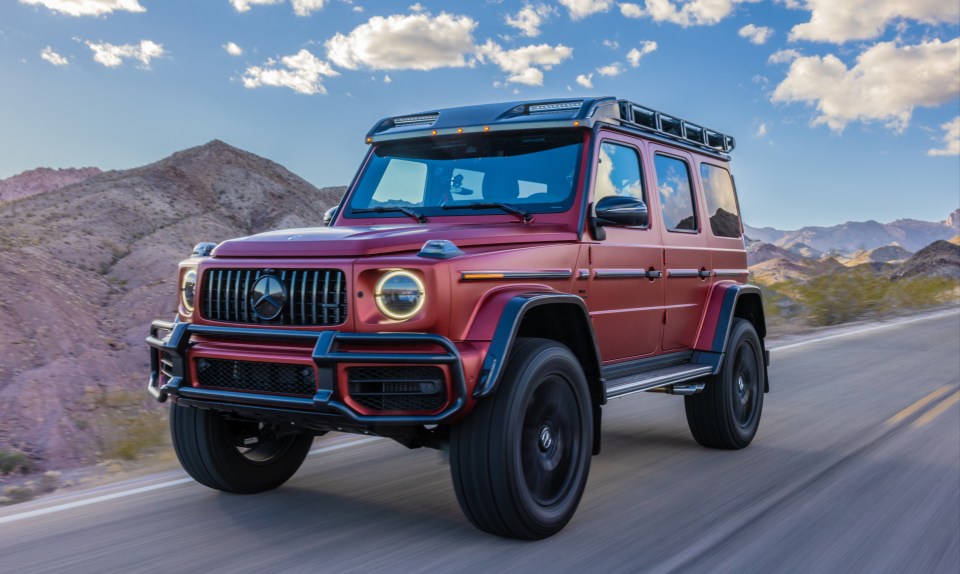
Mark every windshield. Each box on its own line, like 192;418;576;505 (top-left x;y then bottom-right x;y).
344;131;583;220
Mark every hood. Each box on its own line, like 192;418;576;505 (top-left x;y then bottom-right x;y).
212;223;578;258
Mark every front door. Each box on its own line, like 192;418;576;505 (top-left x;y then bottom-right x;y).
584;137;663;361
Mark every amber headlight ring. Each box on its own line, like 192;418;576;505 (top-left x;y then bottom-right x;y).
374;270;425;320
181;268;198;312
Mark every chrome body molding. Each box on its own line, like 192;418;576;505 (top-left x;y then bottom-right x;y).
713;269;750;277
459;270;573;281
667;269;701;278
594;269;648;279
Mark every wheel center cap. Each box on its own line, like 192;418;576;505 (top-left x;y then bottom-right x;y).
737;377;745;394
538;425;554;451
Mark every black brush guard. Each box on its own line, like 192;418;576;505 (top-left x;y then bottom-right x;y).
146;320;467;425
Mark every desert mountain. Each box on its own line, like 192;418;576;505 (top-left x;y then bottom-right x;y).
0;140;343;468
844;244;913;268
892;240;960;280
0;167;102;203
744;209;960;255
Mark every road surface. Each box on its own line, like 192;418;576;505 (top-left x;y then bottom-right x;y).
2;311;959;573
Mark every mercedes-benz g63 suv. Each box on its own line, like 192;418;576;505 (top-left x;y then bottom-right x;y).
148;97;768;539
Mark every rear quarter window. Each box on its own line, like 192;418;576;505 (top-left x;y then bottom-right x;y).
700;163;742;238
654;154;697;232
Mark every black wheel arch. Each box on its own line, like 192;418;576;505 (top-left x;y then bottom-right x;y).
472;293;605;454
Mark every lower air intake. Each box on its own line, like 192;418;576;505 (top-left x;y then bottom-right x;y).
348;366;447;412
196;359;316;396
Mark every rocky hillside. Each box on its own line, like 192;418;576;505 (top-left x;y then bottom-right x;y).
844;244;913;268
745;209;960;255
0;167;102;203
0;141;343;469
893;241;960;280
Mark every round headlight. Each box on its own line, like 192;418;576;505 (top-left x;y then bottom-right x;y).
181;268;197;312
375;271;425;320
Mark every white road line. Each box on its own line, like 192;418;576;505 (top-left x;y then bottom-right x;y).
0;436;382;526
769;310;959;353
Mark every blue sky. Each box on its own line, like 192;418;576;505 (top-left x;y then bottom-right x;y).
1;0;958;229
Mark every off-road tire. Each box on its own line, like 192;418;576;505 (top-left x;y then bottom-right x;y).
170;404;313;494
450;338;593;539
685;319;764;449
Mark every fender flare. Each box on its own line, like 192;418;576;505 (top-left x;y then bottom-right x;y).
694;282;769;391
471;292;603;401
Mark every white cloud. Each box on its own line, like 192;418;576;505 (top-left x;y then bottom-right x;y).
242;49;338;95
326;13;478;70
383;74;392;83
409;2;425;11
291;0;325;16
768;48;800;64
626;40;657;66
597;62;623;76
84;39;165;68
739;23;773;45
789;0;960;44
619;0;758;27
505;3;555;38
755;122;767;137
352;5;363;12
223;42;243;56
18;0;144;17
619;2;643;18
230;0;284;13
603;39;619;49
559;0;612;20
576;73;593;88
40;46;68;66
771;38;960;132
477;40;573;86
928;116;960;157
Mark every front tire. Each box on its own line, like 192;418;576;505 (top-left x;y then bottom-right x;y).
450;338;593;539
684;319;764;449
170;404;313;494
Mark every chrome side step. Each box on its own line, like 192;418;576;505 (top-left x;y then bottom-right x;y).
605;364;713;400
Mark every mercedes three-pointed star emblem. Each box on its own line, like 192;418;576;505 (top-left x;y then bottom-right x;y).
249;275;287;321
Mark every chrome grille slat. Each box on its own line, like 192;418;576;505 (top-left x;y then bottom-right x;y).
200;268;347;326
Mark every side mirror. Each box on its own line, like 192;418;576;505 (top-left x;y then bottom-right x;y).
595;195;648;228
323;206;338;227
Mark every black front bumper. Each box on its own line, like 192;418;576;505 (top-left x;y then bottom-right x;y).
146;320;467;426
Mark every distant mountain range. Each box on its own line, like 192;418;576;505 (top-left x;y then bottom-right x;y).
744;210;959;255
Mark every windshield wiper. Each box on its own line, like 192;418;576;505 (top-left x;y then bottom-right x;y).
352;206;427;223
442;202;532;222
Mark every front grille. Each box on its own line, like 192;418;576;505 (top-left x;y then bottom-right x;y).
348;366;447;412
202;268;347;326
196;358;316;396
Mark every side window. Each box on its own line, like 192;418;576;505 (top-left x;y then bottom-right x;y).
700;163;742;238
654;154;697;232
595;142;644;201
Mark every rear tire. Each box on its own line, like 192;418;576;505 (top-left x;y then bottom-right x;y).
685;319;764;449
170;404;313;494
450;338;593;539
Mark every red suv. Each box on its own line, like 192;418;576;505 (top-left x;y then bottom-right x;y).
148;97;768;539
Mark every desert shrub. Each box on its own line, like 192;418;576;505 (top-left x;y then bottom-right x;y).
758;269;959;328
0;449;34;475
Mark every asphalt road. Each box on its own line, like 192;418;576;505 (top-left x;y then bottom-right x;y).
3;311;959;574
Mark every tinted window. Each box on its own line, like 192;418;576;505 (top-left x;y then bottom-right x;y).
654;154;697;232
346;131;582;218
595;142;644;201
700;163;741;238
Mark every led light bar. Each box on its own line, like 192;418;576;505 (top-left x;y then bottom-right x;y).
527;101;583;113
393;113;440;127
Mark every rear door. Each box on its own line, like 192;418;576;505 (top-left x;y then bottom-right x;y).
648;145;711;351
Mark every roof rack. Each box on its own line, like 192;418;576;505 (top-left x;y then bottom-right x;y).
616;100;735;153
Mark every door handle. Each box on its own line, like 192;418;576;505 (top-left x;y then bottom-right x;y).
699;269;712;278
647;270;663;279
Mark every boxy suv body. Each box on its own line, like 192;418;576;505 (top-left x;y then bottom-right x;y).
148;97;768;539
